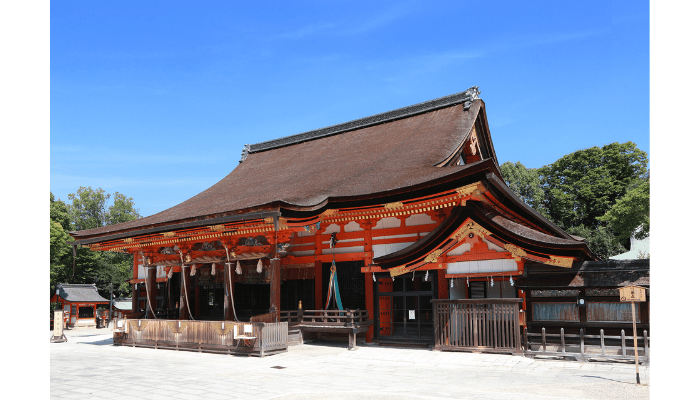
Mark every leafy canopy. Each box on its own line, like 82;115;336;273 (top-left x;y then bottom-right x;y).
50;188;141;299
500;142;649;259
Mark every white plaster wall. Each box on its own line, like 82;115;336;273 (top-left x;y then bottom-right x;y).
447;242;472;255
372;242;413;258
372;217;401;230
323;223;341;234
405;213;435;226
446;259;518;274
344;221;363;232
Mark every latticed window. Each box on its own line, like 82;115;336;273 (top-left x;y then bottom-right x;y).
531;302;579;321
587;302;640;322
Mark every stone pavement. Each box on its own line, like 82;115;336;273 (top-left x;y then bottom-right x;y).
50;328;649;400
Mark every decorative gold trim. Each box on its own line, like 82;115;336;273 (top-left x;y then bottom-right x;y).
451;220;492;241
124;238;134;243
424;249;444;263
545;256;574;268
389;265;410;277
264;217;274;224
504;243;527;259
210;225;225;232
384;201;403;210
455;181;487;199
278;217;289;230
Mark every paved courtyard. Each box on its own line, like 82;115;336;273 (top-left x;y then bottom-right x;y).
50;328;649;400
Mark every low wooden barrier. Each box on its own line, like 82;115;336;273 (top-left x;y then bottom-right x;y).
523;327;650;364
282;309;372;350
250;312;278;323
112;319;288;356
432;299;523;354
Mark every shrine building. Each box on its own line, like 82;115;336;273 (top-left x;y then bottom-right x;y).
68;87;622;351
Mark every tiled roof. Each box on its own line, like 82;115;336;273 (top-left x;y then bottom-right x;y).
56;284;110;303
71;90;486;241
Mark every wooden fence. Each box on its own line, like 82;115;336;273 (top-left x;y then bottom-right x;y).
112;319;288;356
432;299;523;354
523;327;650;363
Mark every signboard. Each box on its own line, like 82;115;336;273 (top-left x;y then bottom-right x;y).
51;310;67;343
619;285;646;302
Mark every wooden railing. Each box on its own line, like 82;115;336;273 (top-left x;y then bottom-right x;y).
523;327;650;363
432;299;523;354
250;312;278;323
112;319;288;356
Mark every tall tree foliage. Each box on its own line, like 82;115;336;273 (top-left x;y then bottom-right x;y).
539;142;648;230
500;161;548;218
50;188;141;298
500;142;649;260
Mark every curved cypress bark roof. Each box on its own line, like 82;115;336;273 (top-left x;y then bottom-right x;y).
70;91;487;241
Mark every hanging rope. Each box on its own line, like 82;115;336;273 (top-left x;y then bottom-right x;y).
179;251;195;320
142;255;157;319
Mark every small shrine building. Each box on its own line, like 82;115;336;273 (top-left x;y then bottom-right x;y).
51;283;110;328
69;88;609;345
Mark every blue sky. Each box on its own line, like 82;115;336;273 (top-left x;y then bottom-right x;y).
49;1;650;218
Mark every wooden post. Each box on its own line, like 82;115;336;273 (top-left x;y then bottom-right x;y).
560;328;565;354
541;327;546;352
270;258;281;322
621;329;626;356
631;301;640;384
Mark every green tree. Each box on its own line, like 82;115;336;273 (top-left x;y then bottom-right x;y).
67;186;110;231
50;220;71;291
108;192;141;225
50;192;71;230
51;187;142;298
566;224;627;260
500;161;549;218
538;142;649;258
539;142;648;230
598;176;650;244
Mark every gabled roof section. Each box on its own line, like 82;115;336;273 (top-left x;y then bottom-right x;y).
71;88;493;241
56;283;110;303
246;87;482;154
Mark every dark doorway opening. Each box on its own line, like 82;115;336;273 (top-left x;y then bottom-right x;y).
280;279;315;311
375;271;436;341
234;283;270;321
321;260;365;310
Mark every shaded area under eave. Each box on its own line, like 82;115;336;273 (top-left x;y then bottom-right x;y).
70;101;484;241
373;202;598;271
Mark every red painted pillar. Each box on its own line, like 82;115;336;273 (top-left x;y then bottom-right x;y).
364;270;374;342
437;269;449;300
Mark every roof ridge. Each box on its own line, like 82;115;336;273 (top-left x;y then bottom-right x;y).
243;87;480;157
